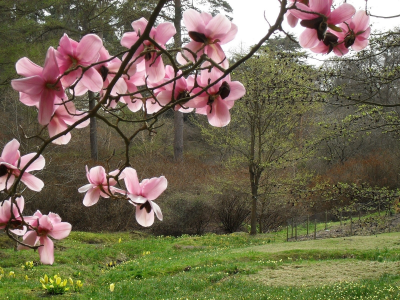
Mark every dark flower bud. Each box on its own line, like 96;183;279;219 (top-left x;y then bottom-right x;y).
219;81;230;99
188;31;208;43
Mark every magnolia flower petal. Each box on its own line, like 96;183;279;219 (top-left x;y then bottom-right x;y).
146;55;165;83
286;11;299;28
76;34;103;64
224;81;246;101
58;34;74;57
131;17;148;36
2;139;20;164
183;9;204;33
124;96;142;112
21;172;44;192
49;222;72;240
82;188;101;206
156;90;174;106
10;226;27;236
0;198;11;221
42;47;60;82
38;89;56;125
121;31;140;49
205;14;231;39
154;22;176;45
48;212;62;224
177;41;203;65
16;57;42;77
352;38;369;51
78;183;93;193
219;23;238;44
11;76;44;95
310;0;330;16
73;80;89;96
19;92;39;106
18;230;38;250
38;236;54;265
310;42;330;54
352;10;370;32
145;98;163;114
39;215;54;232
329;3;356;25
290;3;316;20
123;167;141;195
81;67;103;93
20;153;45;172
206;43;229;68
89;166;106;185
13;197;25;219
185;93;209;109
299;28;320;49
136;204;154;227
207;98;231;127
141;176;167;201
150;201;163;221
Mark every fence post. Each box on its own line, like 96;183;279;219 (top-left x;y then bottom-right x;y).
295;221;297;241
378;197;381;216
307;216;309;238
314;219;317;240
350;214;353;236
325;210;328;230
287;224;289;242
291;218;294;238
340;210;342;226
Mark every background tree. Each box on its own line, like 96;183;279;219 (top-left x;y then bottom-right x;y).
197;47;321;234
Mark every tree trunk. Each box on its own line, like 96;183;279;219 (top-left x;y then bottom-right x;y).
249;166;259;235
89;91;98;161
173;0;184;161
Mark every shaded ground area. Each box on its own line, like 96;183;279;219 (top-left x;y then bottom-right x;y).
249;260;400;287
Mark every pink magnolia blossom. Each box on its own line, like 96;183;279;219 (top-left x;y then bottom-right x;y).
11;47;66;125
56;33;104;95
121;17;176;83
309;31;349;56
49;102;90;145
341;10;371;52
286;0;309;28
146;65;194;114
122;167;166;227
177;9;237;69
101;57;145;112
0;196;25;234
186;68;246;127
78;166;124;207
290;0;356;49
310;10;370;56
0;139;45;192
18;211;71;265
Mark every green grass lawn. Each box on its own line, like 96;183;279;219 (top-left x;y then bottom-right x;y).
1;230;400;299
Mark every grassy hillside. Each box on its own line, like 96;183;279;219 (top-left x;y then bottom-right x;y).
1;231;400;299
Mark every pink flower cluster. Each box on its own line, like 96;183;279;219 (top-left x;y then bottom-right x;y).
0;140;70;265
119;11;245;127
0;196;71;265
287;0;370;56
79;166;167;227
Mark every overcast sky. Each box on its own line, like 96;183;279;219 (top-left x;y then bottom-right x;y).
222;0;400;54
